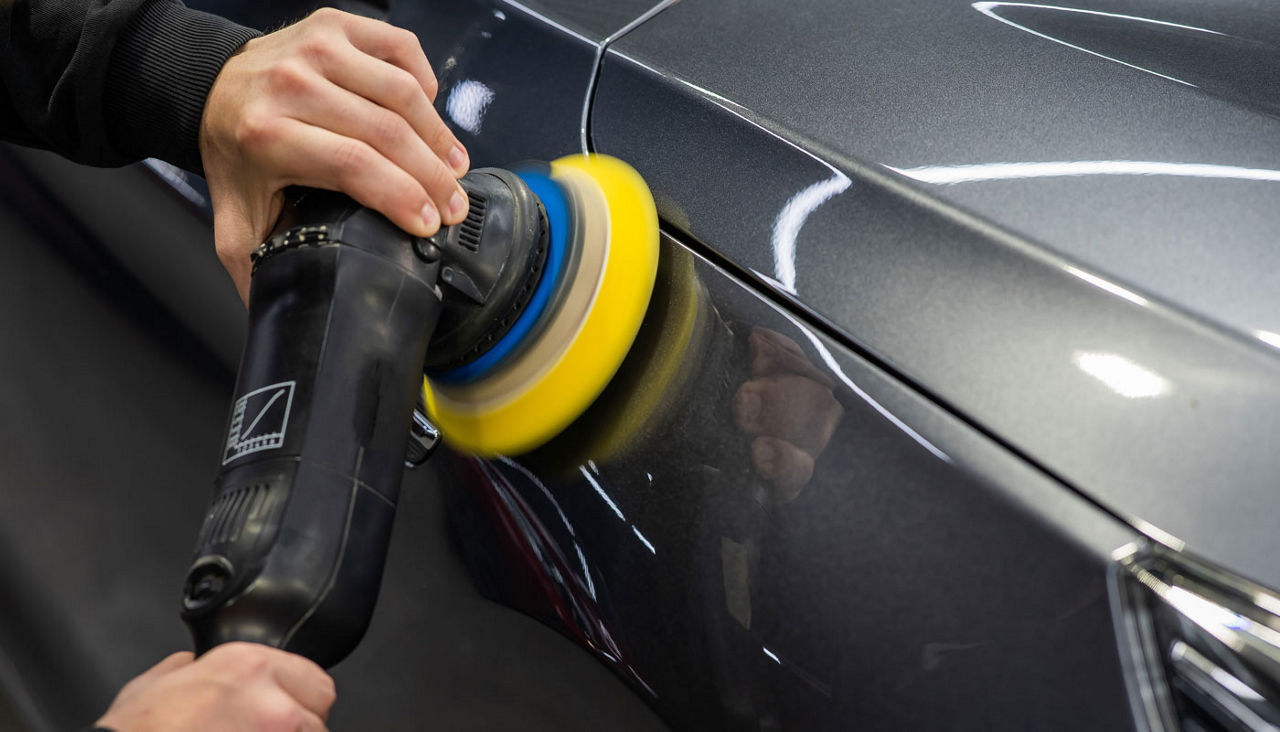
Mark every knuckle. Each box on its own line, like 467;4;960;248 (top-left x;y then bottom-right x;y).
392;27;420;54
254;699;302;732
234;113;279;149
331;139;372;178
298;34;337;66
388;69;421;109
423;160;455;193
422;77;439;102
212;642;272;676
309;6;344;25
370;110;408;148
266;61;310;94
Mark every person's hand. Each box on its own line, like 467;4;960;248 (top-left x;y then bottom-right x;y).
199;8;470;303
732;328;844;502
95;643;336;731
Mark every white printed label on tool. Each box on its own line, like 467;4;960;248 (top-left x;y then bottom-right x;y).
222;381;296;465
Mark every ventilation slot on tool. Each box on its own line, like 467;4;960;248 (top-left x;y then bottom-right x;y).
458;192;487;251
199;484;267;545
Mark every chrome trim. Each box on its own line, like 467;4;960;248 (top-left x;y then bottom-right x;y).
1112;544;1280;730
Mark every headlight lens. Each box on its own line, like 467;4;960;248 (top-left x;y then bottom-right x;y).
1111;545;1280;731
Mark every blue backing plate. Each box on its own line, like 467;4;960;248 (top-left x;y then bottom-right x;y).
430;170;569;384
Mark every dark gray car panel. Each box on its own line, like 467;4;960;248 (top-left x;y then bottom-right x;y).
445;231;1141;729
589;3;1280;595
501;0;667;41
401;0;596;168
597;0;1280;347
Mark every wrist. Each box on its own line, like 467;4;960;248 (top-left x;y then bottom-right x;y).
105;0;261;175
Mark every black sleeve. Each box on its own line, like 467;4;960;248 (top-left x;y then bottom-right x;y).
0;0;260;175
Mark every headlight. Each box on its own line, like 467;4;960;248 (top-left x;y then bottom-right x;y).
1111;545;1280;731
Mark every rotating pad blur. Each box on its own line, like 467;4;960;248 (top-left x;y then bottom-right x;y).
423;154;660;456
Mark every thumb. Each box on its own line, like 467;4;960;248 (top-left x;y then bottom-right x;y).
213;209;256;307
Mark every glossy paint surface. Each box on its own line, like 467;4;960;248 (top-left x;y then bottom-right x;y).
447;234;1139;729
600;0;1280;344
398;0;596;167
589;2;1280;594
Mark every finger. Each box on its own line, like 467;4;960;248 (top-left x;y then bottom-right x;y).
317;41;468;178
252;686;328;732
733;374;843;454
299;706;328;732
748;328;832;385
751;436;814;502
332;13;438;101
288;76;467;225
136;651;196;682
213;207;259;306
267;118;439;236
264;651;335;720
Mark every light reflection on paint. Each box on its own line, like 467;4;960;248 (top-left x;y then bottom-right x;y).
1063;266;1148;307
1254;330;1280;350
445;79;495;135
580;465;625;521
631;525;656;554
1073;351;1170;398
770;174;851;294
573;542;597;599
779;312;952;463
893;160;1280;186
762;646;782;664
972;2;1213;86
498;456;575;537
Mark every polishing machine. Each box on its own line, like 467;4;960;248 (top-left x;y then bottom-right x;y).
179;155;658;667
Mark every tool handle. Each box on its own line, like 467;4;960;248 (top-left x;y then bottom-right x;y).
181;194;441;668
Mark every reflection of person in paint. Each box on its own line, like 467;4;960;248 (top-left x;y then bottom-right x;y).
733;328;844;502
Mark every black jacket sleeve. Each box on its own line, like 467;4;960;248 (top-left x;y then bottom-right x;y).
0;0;260;174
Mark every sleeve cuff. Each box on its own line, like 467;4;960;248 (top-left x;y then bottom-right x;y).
104;0;260;175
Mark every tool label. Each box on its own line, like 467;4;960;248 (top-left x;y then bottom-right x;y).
223;381;296;465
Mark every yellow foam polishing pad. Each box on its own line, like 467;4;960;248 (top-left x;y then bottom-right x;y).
423;154;659;456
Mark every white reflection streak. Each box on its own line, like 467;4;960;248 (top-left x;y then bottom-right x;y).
762;647;782;664
894;160;1280;186
1073;351;1170;398
1254;330;1280;350
445;80;495;135
498;456;575;537
574;542;597;599
972;2;1206;86
1063;266;1148;307
631;525;656;554
580;465;625;521
770;174;852;294
781;314;952;463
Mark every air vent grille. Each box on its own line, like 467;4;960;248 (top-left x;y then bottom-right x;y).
458;192;487;251
199;484;267;545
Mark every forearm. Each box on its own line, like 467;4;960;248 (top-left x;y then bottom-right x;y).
0;0;258;172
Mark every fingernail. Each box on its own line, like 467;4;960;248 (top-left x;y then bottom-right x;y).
449;189;467;218
421;203;440;232
449;145;468;172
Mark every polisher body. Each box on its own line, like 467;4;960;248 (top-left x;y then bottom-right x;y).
181;157;658;668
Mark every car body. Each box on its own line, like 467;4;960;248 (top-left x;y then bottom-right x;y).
2;0;1279;729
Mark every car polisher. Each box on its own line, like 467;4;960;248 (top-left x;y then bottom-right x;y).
180;154;659;668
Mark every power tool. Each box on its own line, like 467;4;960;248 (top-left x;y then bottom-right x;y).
179;155;659;668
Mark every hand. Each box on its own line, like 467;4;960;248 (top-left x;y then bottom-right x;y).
95;643;336;731
732;328;844;502
199;8;470;303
